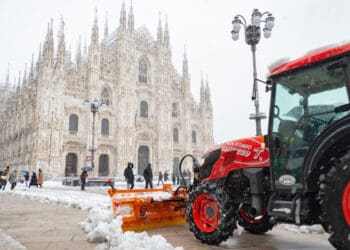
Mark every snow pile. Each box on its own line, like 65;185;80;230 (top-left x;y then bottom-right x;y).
2;184;182;250
79;198;183;249
277;224;325;234
0;229;26;250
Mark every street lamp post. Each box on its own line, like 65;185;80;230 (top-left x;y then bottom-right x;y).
231;9;275;136
83;97;105;171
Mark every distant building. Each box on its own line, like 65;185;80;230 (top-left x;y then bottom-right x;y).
0;3;213;178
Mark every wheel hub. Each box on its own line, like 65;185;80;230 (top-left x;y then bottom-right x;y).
342;181;350;226
192;194;220;232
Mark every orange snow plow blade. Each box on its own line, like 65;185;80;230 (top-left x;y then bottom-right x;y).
108;184;187;231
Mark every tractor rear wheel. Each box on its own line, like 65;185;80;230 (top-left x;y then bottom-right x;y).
186;182;236;244
238;205;274;234
319;153;350;250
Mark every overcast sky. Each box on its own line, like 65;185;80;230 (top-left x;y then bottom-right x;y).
1;0;349;143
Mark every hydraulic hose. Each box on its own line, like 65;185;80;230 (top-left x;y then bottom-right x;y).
178;154;198;187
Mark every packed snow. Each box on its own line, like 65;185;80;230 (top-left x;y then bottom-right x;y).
0;179;326;249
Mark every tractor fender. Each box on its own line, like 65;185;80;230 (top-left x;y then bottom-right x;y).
303;114;350;191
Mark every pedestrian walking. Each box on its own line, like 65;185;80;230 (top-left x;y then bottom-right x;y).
37;168;44;188
157;171;164;186
8;169;18;190
172;172;175;185
24;172;30;187
0;166;10;190
164;170;169;182
29;172;38;188
124;162;134;189
143;163;153;189
80;170;88;191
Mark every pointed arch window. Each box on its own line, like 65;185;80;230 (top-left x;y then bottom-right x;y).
101;88;110;106
101;118;109;135
172;103;178;117
192;130;197;144
69;114;79;132
173;128;179;144
140;100;148;118
139;59;147;83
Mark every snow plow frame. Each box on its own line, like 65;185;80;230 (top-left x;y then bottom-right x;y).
108;184;187;231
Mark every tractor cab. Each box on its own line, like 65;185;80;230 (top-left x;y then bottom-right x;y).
268;59;350;190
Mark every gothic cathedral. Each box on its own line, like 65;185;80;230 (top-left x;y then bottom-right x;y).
0;3;213;178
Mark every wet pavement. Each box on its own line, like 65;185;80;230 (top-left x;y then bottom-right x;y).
0;194;98;250
147;224;333;250
0;193;333;250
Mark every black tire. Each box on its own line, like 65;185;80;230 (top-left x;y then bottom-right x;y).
238;205;274;234
186;182;236;244
319;153;350;250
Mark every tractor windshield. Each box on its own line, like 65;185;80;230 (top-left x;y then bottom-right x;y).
270;60;350;190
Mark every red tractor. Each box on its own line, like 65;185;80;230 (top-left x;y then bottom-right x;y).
183;42;350;249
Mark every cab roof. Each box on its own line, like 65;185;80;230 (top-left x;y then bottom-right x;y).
269;42;350;77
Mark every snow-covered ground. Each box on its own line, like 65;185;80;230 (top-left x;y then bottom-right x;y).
0;179;325;249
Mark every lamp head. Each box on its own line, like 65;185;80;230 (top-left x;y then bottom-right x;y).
232;16;242;33
251;9;262;26
265;13;275;29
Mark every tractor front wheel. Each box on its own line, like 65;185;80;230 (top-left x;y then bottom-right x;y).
319;153;350;250
186;182;236;244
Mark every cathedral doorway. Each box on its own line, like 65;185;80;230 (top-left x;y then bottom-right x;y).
98;154;109;176
65;153;77;176
173;157;180;177
137;145;149;175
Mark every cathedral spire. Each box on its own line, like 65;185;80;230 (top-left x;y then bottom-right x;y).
119;2;126;32
22;64;27;87
83;34;88;58
163;15;170;48
5;63;10;87
16;71;21;94
157;12;163;44
200;71;205;103
91;8;99;48
43;19;54;67
127;0;134;34
29;54;34;80
104;11;109;39
56;16;66;68
182;45;188;78
205;74;212;109
76;36;82;69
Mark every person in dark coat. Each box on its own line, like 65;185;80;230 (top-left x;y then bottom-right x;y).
80;170;88;191
124;162;134;189
29;172;38;188
143;163;153;189
157;171;164;186
24;172;30;187
0;166;10;190
164;170;169;182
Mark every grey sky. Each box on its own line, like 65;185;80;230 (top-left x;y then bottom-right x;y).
0;0;349;143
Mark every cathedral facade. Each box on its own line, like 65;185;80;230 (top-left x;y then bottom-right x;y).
0;3;213;178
